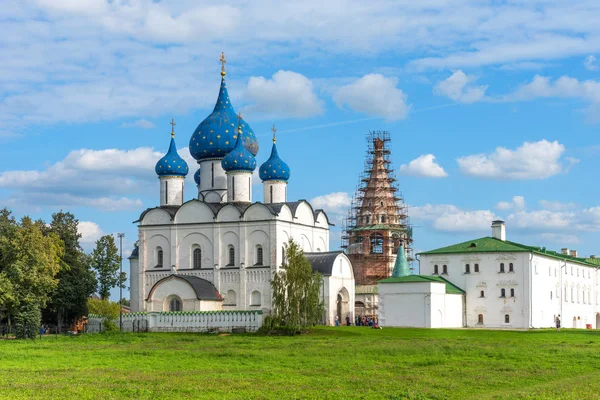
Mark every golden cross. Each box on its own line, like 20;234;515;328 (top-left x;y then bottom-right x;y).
271;124;277;143
170;118;176;138
219;52;227;76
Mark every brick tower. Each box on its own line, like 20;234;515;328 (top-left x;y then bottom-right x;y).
342;131;412;313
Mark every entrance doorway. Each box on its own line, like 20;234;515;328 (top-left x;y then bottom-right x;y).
336;288;350;324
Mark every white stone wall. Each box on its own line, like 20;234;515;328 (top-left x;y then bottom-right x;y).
263;181;287;203
146;276;222;312
378;281;464;328
89;311;263;333
129;257;139;312
198;159;227;203
227;171;252;203
131;200;337;319
323;253;355;325
159;176;184;206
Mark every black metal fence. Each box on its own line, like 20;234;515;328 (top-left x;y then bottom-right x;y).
1;319;149;339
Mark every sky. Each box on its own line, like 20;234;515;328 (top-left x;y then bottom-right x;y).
1;1;600;298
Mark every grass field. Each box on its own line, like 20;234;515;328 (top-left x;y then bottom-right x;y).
2;327;600;399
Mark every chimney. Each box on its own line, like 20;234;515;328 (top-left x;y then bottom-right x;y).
570;250;578;258
561;248;569;255
491;220;506;241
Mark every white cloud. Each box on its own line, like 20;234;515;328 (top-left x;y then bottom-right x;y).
584;55;598;71
78;220;105;246
457;140;577;180
496;196;525;211
410;204;498;232
399;154;447;178
434;70;488;103
539;233;582;245
0;146;189;210
333;74;410;120
539;200;577;211
310;192;352;214
244;71;323;119
511;75;600;120
121;119;155;129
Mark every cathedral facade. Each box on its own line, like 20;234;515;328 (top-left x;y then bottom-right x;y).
128;56;355;325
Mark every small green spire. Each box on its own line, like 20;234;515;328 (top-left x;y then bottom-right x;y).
392;245;410;277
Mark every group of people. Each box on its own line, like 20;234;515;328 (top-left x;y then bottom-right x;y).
333;314;380;329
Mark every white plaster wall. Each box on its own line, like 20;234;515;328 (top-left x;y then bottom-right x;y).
323;254;355;325
129;257;139;312
531;255;599;329
263;181;286;203
421;252;529;328
227;171;253;203
147;277;223;312
136;198;340;319
159;176;184;206
445;294;464;328
198;159;227;203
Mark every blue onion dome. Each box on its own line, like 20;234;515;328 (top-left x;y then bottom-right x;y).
194;168;201;185
221;121;257;173
189;54;259;161
155;124;189;177
259;126;291;182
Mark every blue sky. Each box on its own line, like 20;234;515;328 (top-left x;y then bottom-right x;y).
2;1;600;296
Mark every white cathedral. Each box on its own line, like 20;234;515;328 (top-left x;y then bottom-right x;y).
128;56;355;325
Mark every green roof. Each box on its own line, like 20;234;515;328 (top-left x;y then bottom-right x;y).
379;275;465;295
418;236;599;267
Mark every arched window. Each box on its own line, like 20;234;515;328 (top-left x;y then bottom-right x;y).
256;246;263;266
474;264;479;273
250;290;261;306
228;245;235;266
442;265;448;275
433;265;439;275
193;248;201;269
501;288;506;297
505;314;510;323
509;263;514;272
510;288;515;297
370;233;384;254
480;290;485;298
478;314;484;324
225;290;237;306
156;247;163;268
168;297;182;312
499;263;505;273
465;264;470;274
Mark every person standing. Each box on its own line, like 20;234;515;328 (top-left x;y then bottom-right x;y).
346;314;351;326
335;315;339;326
556;315;561;332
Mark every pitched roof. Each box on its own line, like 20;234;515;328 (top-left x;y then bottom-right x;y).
379;275;465;295
418;236;599;268
304;251;343;276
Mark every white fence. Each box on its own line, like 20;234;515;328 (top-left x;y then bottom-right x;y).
88;310;263;333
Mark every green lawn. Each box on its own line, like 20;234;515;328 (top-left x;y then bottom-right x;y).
2;327;600;399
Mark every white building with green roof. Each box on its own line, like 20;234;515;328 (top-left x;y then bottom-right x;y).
413;220;600;329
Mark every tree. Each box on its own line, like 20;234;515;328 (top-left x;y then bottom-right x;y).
87;298;120;331
41;211;97;328
91;235;122;300
269;239;324;335
0;212;63;338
